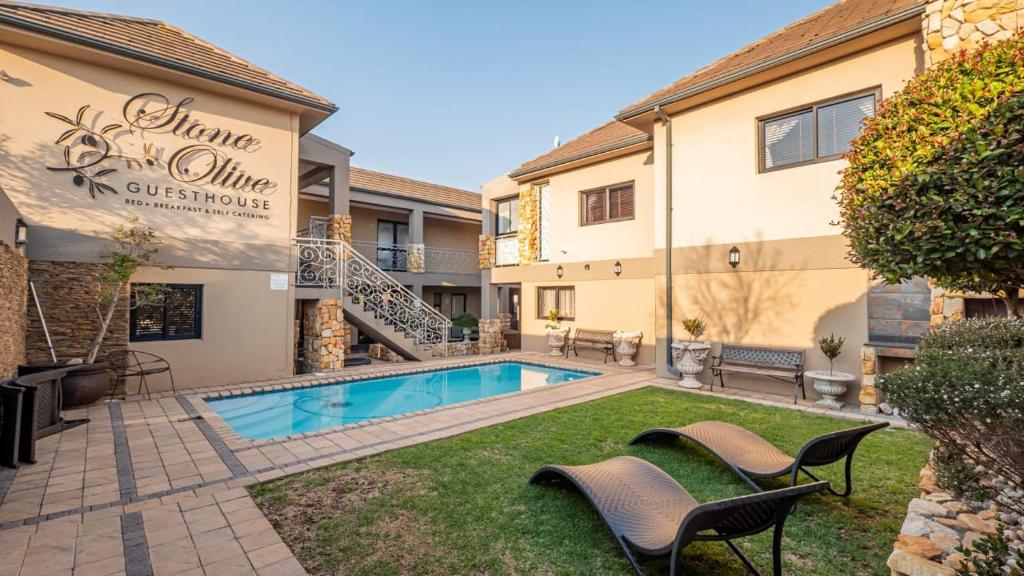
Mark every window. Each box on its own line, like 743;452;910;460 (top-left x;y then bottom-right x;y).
581;182;635;225
130;284;202;342
432;292;442;311
495;197;519;236
451;293;467;318
760;90;877;171
537;286;575;320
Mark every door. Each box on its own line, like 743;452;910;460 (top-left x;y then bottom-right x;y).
377;220;409;271
503;287;521;330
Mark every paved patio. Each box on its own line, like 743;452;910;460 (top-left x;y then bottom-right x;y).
0;353;654;576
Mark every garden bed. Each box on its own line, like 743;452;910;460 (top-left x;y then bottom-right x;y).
250;387;929;575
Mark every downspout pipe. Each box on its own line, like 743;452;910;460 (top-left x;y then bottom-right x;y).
655;105;680;377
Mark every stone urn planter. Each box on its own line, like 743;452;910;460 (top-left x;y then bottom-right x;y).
806;370;855;410
18;361;111;408
546;327;570;356
613;331;643;367
671;340;711;389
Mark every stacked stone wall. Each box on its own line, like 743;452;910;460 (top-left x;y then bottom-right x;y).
0;242;28;378
924;0;1023;66
368;343;404;363
478;319;503;355
302;298;347;372
516;186;539;265
478;235;495;269
25;260;128;364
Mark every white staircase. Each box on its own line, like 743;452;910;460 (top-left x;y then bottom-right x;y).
294;237;450;361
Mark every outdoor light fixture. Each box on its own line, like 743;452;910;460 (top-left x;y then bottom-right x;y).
614;261;622;276
14;218;27;248
729;246;740;268
556;265;564;279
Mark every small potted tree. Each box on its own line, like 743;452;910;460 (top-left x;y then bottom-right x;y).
806;334;855;409
544;309;569;356
21;217;164;406
672;316;711;389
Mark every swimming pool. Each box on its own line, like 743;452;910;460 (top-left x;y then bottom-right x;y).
206;362;596;440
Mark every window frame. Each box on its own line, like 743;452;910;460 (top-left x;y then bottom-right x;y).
129;283;203;342
494;195;520;237
756;87;880;173
536;285;575;321
450;293;467;319
578;181;636;227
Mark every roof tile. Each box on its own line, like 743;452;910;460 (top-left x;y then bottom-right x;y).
0;1;334;110
350;167;481;212
511;120;651;178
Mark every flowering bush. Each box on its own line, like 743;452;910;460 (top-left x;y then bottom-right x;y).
836;35;1024;316
878;318;1024;512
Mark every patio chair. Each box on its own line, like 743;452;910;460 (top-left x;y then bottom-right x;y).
530;455;827;576
110;350;175;400
630;420;889;497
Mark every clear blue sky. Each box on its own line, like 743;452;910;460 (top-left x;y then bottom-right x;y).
48;0;832;191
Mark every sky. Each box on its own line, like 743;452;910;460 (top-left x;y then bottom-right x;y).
45;0;834;191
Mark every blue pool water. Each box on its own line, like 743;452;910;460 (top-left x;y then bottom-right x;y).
206;362;595;440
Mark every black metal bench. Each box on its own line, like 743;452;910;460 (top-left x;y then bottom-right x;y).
711;344;805;404
566;328;616;363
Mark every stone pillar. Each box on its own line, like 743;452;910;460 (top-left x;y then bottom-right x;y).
859;346;879;413
0;242;27;378
923;0;1024;67
516;185;539;265
478;234;495;269
328;214;352;243
302;299;346;372
478;318;503;355
407;244;425;273
929;282;965;327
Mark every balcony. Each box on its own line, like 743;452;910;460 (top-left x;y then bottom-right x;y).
495;235;519;266
348;241;478;275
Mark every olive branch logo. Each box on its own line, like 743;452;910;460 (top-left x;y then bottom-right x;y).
45;104;159;198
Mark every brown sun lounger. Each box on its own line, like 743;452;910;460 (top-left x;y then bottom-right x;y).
630;420;889;496
530;455;827;576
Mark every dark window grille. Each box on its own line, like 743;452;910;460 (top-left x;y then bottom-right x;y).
537;286;575;320
130;284;202;342
581;182;635;225
496;197;520;236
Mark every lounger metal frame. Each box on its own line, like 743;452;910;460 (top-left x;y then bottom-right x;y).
531;460;827;576
631;421;889;497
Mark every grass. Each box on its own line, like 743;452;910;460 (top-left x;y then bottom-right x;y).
250;387;930;575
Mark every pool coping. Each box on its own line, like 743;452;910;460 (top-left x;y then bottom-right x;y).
183;355;623;451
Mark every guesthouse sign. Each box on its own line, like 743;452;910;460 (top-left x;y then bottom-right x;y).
44;92;277;222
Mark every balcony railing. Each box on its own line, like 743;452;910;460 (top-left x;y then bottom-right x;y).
495;235;519;266
350;241;478;275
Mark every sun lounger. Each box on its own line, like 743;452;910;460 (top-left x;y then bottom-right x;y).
530;455;827;576
630;420;888;496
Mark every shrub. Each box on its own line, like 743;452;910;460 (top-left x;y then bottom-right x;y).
836;35;1024;316
878;318;1024;512
452;313;478;329
955;530;1024;576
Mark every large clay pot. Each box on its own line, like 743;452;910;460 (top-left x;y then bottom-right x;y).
18;362;111;408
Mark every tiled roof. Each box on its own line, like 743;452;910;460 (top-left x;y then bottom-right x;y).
619;0;924;118
0;1;335;111
350;167;481;212
509;120;652;178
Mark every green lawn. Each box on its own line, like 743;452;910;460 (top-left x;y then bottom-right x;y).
250;387;929;576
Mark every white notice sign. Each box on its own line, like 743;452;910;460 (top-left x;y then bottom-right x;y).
269;273;289;291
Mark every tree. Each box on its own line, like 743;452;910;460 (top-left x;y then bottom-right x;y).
836;35;1024;316
85;217;164;363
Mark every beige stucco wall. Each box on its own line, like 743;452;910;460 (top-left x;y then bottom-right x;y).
297;196;329;231
522;150;654;262
129;266;295;391
349;205;408;243
651;34;922;387
0;43;299;268
423;217;479;252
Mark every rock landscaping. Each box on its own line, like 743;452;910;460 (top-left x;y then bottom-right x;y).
889;463;1023;575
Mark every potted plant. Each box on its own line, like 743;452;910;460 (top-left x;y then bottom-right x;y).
806;333;855;409
671;316;711;389
21;217;165;407
544;309;569;356
452;313;478;341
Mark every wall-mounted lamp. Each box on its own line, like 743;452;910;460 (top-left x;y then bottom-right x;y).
584;264;590;271
614;261;622;276
14;218;27;248
555;265;564;279
728;246;740;268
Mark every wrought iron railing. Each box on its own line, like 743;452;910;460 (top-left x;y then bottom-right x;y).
294;237;451;350
351;240;408;272
495;234;520;266
424;246;478;275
